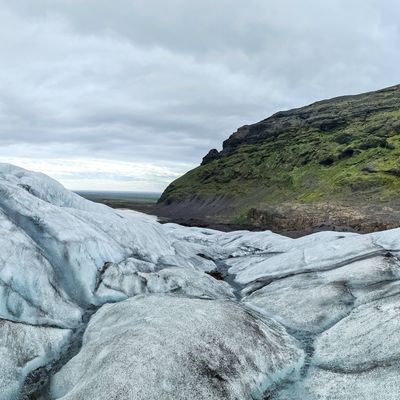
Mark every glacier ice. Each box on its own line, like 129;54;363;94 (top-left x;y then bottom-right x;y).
50;295;304;400
1;163;400;399
0;320;71;400
95;260;235;301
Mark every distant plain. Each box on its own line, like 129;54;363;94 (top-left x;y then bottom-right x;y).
76;191;160;212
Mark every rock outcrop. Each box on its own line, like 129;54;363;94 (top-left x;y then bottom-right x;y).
157;84;400;233
2;163;400;399
201;148;220;165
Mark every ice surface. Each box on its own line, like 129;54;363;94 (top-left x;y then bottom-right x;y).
1;163;400;399
50;295;304;400
95;259;235;301
242;255;400;333
243;273;354;334
0;210;81;328
234;234;382;285
0;320;71;400
313;295;400;371
271;365;400;400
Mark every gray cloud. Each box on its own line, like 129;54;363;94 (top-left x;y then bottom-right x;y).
0;0;399;189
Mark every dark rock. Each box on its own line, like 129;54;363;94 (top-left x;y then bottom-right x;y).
205;270;224;280
334;133;353;144
201;149;220;165
319;118;346;132
384;168;400;177
319;156;335;166
358;137;387;150
362;166;378;173
386;142;396;150
338;148;355;159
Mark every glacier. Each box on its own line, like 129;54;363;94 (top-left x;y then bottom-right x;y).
0;163;400;399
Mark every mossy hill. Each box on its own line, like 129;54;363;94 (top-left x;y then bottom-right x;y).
157;84;400;234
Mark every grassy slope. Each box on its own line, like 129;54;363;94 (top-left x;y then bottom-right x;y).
160;105;400;223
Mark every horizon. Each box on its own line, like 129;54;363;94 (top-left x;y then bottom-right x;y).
1;0;400;191
75;189;161;194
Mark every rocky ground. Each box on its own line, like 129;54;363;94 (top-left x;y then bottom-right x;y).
2;163;400;399
143;199;400;237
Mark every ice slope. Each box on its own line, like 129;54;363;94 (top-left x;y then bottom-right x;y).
0;163;223;399
1;163;400;399
50;295;303;400
0;320;71;399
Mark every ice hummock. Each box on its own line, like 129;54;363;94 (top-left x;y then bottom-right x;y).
1;163;400;399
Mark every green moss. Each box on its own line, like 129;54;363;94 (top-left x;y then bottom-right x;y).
159;104;400;223
232;212;251;225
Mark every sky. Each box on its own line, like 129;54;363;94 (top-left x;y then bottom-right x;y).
0;0;399;191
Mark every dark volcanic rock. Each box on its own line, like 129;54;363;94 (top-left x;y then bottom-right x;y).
201;148;220;165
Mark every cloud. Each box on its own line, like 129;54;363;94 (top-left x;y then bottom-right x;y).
0;156;189;191
0;0;399;189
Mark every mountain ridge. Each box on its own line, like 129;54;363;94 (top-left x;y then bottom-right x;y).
157;84;400;233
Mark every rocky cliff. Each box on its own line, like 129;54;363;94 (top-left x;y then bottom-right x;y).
158;84;400;233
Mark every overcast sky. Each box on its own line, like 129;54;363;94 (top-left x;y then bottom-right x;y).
0;0;399;191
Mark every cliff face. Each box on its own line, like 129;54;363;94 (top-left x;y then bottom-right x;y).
158;85;400;233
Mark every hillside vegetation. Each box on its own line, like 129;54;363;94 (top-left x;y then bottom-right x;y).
158;85;400;233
